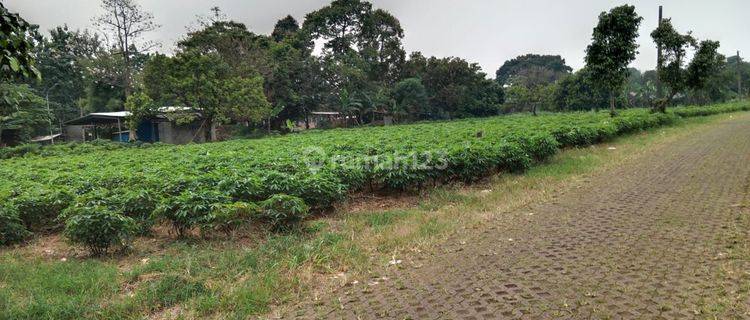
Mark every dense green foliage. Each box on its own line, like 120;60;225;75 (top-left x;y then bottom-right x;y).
0;139;160;159
401;52;505;119
651;19;725;112
260;194;310;230
584;5;643;116
495;54;572;86
1;102;747;251
0;83;48;145
141;52;272;141
0;3;41;79
62;205;137;255
0;205;30;245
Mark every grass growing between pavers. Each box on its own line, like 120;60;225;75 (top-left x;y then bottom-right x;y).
0;112;746;320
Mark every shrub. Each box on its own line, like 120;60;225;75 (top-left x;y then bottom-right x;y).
496;142;533;172
0;205;31;246
512;133;560;161
446;143;503;182
204;201;261;236
116;189;159;235
0;143;40;159
259;194;309;230
154;189;229;237
218;175;264;201
13;187;74;232
296;173;346;209
63;188;155;235
63;206;137;255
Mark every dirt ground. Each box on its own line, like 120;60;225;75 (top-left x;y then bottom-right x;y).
283;113;750;319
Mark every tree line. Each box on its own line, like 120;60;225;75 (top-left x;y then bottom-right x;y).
501;6;746;116
0;1;747;144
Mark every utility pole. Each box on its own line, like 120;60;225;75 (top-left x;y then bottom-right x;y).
655;6;664;101
738;50;743;99
44;83;60;144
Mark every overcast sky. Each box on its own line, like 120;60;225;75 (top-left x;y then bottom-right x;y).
6;0;749;76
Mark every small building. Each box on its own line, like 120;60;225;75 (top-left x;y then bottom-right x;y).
304;111;359;129
64;108;207;145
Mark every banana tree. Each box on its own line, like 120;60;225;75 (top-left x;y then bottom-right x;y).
337;89;362;127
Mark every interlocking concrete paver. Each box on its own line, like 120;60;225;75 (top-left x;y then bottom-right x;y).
287;114;750;319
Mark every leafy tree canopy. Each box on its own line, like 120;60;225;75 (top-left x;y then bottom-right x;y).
303;0;405;84
651;18;724;111
496;54;572;86
0;3;42;80
272;15;300;42
402;52;504;119
585;5;642;116
391;77;428;121
141;52;272;141
0;83;47;145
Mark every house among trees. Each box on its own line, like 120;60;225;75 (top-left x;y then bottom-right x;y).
64;107;207;144
303;111;357;128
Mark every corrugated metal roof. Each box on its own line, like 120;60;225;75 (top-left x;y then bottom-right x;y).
30;133;63;142
311;111;341;115
89;111;131;118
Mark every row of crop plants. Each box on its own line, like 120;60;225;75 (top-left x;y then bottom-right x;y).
1;102;748;255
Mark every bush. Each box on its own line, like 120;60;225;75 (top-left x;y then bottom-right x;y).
0;205;31;246
116;189;159;235
512;133;560;162
63;206;137;255
13;187;74;232
218;175;264;201
259;194;309;230
204;202;261;236
69;188;159;235
0;143;41;159
154;189;229;237
296;173;346;209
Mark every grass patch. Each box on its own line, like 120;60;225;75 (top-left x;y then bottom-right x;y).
0;254;119;319
0;112;745;319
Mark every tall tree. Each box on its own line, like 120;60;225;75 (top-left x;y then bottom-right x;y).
584;5;643;116
271;15;300;42
402;52;504;119
302;0;372;56
686;41;724;97
507;66;559;115
33;26;102;124
360;9;405;84
178;20;266;74
651;19;724;111
0;84;46;145
141;52;272;141
391;78;428;121
495;54;572;86
303;0;405;90
93;0;159;97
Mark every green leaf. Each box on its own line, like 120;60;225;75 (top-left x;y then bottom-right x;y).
8;57;20;72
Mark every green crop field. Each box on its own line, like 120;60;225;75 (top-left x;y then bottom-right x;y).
1;103;748;253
